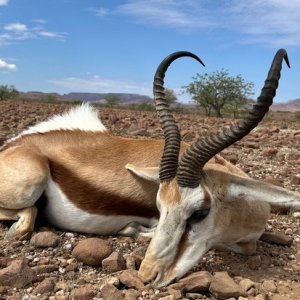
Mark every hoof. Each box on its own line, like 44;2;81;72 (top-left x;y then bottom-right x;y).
4;223;31;241
4;222;18;240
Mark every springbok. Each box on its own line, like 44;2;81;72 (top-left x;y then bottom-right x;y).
0;49;299;287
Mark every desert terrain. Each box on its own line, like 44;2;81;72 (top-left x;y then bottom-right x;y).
0;100;299;300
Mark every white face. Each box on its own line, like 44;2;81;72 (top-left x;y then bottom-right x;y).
138;179;215;287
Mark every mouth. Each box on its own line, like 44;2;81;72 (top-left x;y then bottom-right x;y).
152;274;176;288
138;258;177;288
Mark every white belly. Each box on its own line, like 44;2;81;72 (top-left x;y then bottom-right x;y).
44;178;156;235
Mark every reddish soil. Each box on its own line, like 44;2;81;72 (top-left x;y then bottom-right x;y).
0;101;299;300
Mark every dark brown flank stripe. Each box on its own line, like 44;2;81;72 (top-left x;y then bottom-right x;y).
49;159;159;218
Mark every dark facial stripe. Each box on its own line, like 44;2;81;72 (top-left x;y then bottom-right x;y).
170;232;191;273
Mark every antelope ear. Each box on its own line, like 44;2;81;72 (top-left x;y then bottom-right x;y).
126;164;159;183
229;177;300;209
227;173;300;209
204;168;300;209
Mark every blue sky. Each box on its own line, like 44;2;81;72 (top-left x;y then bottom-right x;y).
0;0;299;103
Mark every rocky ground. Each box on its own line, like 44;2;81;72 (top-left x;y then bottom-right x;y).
0;101;299;300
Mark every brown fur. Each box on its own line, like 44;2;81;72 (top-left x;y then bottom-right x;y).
2;131;240;215
0;145;49;209
203;167;270;247
159;180;181;205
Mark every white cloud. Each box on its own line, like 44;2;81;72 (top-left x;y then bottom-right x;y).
0;0;9;6
102;0;300;47
95;8;109;17
116;0;215;30
3;23;34;42
0;33;12;46
0;21;67;45
33;19;47;24
37;31;67;41
48;75;152;95
86;7;110;17
4;23;28;33
224;0;300;46
0;58;17;71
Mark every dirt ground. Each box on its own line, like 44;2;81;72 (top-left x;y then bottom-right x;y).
0;101;299;300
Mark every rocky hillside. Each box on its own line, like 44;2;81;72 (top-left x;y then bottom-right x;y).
271;99;300;112
18;91;152;105
17;91;300;112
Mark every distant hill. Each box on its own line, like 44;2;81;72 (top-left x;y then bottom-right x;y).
18;91;153;104
62;92;153;104
17;91;300;112
270;98;300;112
19;91;64;101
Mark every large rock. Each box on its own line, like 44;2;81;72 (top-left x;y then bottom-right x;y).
30;231;60;248
260;231;293;246
33;278;55;294
100;283;123;300
0;259;36;288
119;270;144;290
32;264;59;274
124;288;140;300
72;238;113;266
170;271;212;292
261;279;277;293
209;271;244;300
102;251;126;273
73;286;96;300
239;278;255;293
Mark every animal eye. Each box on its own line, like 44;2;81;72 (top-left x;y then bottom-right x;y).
188;209;210;223
185;208;210;232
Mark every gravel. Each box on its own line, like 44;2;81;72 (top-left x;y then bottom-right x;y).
0;101;299;299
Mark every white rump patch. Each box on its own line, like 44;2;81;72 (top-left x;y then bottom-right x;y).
0;103;107;150
22;103;107;136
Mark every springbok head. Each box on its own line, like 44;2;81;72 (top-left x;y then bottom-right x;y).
132;50;295;286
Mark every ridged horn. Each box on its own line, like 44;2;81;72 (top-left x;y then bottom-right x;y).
154;51;205;182
177;48;290;188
